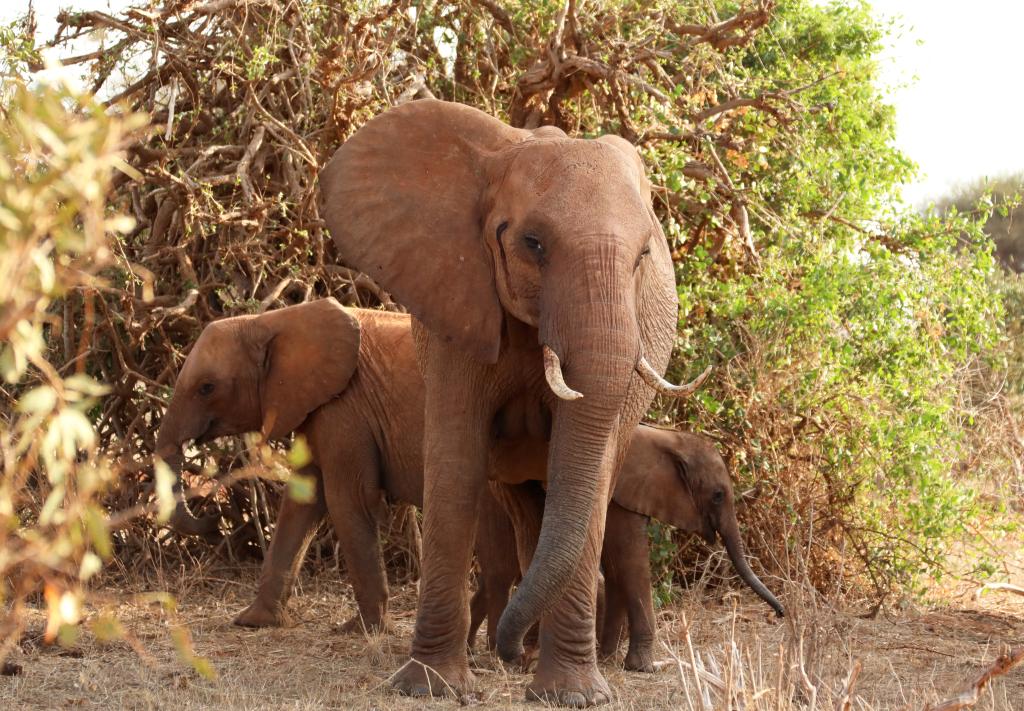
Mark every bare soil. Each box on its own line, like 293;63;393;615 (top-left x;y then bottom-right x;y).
3;567;1023;710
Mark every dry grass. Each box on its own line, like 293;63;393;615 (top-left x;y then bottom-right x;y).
3;568;1023;711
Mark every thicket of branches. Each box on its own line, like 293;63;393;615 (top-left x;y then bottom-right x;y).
3;0;1016;610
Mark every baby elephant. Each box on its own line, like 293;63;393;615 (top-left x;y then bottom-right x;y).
155;298;425;630
471;426;784;673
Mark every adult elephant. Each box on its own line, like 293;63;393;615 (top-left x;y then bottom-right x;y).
318;99;706;706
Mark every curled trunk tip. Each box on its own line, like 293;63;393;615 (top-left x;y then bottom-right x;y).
159;449;222;540
721;525;784;617
169;500;222;539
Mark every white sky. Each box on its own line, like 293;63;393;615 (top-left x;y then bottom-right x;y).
871;0;1024;206
6;1;1023;208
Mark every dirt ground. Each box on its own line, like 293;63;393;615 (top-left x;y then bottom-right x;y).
3;566;1023;711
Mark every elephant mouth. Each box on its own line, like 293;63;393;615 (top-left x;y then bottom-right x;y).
193;420;217;446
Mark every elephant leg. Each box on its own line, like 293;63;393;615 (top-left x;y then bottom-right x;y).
320;451;392;634
597;569;627;661
390;367;490;698
234;466;326;628
604;502;656;672
528;500;610;706
471;486;521;652
468;576;488;651
489;482;544;665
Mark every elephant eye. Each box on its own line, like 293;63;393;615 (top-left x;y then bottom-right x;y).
634;245;651;270
197;382;215;397
523;234;544;254
711;489;725;505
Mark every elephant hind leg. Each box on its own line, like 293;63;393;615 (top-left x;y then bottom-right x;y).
319;439;393;634
234;465;327;628
468;577;488;650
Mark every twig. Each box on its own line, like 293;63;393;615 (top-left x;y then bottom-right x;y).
236;124;266;205
974;582;1024;600
258;277;292;312
149;288;198;319
706;140;759;263
834;658;861;711
924;647;1024;711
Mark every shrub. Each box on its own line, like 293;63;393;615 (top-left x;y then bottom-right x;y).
1;0;1014;611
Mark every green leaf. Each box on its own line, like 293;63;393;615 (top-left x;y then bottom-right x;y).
79;551;103;581
287;472;316;504
287;435;312;469
90;613;124;642
16;385;57;414
64;374;110;398
154;458;177;523
84;504;112;558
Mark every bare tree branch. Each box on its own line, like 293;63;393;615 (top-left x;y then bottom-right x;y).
924;647;1024;711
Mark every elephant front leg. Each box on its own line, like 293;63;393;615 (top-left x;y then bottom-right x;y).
597;576;627;662
602;502;657;672
390;376;490;698
234;467;327;628
471;485;522;652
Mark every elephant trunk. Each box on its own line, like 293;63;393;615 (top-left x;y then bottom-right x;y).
155;409;221;539
496;288;637;662
719;511;784;617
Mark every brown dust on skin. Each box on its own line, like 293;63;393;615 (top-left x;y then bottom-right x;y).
4;569;1022;711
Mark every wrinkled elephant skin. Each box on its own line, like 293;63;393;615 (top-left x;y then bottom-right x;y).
320;99;696;705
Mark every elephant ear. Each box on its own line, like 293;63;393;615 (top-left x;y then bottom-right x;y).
319;99;531;364
611;431;699;529
252;299;361;439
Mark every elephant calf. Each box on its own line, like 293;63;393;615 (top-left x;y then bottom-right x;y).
471;426;784;673
155;298;425;630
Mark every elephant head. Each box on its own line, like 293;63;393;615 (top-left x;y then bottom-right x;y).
154;298;361;537
318;99;707;661
613;426;784;616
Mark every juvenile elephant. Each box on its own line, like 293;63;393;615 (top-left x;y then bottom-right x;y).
320;98;706;705
154;299;426;631
470;426;784;673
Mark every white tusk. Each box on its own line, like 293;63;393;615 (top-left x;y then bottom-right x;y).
636;358;711;398
542;345;583;401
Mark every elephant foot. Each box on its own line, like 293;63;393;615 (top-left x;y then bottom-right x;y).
233;602;292;628
526;662;611;707
623;647;656;673
340;613;392;635
390;657;473;699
